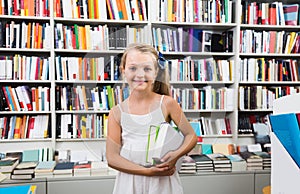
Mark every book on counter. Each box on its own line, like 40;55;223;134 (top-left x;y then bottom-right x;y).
34;161;56;178
53;162;74;177
0;158;19;173
73;161;91;177
146;122;184;170
227;154;247;171
13;161;38;175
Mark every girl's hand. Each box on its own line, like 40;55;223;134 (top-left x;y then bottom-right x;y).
147;165;176;176
155;151;179;170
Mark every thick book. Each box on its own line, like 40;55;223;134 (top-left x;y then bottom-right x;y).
269;112;300;168
34;161;56;173
146;122;184;169
53;162;74;175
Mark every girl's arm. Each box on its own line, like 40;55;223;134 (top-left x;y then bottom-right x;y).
106;106;174;176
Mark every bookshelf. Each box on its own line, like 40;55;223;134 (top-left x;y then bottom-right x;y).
237;0;300;146
0;0;299;167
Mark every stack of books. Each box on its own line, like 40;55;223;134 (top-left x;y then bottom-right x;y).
178;156;196;174
190;154;214;172
227;154;247;171
0;158;20;176
240;151;263;170
90;161;109;176
207;153;232;172
34;161;56;178
254;151;271;170
73;161;91;177
11;161;38;180
53;162;74;177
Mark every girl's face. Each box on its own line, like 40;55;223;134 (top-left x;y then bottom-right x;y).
123;50;157;91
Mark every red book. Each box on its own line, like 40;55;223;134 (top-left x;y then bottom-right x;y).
269;3;277;25
26;116;35;138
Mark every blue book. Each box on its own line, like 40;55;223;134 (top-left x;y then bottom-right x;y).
189;121;201;136
269;113;300;168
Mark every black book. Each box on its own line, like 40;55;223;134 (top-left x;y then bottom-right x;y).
55;86;61;110
0;88;9;111
189;154;213;164
211;33;224;52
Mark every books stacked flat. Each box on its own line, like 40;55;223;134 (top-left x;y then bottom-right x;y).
53;162;74;177
190;154;214;172
90;161;109;176
73;161;91;177
11;161;38;180
34;161;56;178
227;154;247;171
0;158;19;175
240;151;263;171
179;156;196;174
254;151;271;170
207;153;232;172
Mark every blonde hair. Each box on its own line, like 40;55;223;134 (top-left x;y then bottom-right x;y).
120;43;170;96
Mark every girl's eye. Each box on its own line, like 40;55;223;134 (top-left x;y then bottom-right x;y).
129;67;136;71
144;67;152;71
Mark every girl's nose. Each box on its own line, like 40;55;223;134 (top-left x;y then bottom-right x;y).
136;68;145;76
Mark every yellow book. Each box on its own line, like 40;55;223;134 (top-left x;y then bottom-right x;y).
288;32;297;54
103;114;108;137
13;117;22;139
167;0;173;22
81;115;87;138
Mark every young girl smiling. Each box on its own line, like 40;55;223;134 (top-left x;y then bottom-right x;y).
106;43;197;194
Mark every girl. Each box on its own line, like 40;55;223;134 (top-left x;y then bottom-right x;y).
106;43;197;194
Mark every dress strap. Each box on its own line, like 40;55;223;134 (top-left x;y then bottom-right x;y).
160;95;165;106
117;104;123;112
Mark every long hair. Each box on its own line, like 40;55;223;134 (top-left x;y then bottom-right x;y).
120;43;170;96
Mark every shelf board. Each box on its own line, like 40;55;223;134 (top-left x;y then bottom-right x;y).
151;22;237;30
56;138;106;142
239;81;300;85
56;110;110;114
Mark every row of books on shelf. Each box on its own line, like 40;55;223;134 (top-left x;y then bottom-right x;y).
152;27;233;53
238;85;300;111
0;115;49;139
0;21;52;49
54;0;147;21
55;55;118;81
0;55;49;81
54;23;149;51
239;58;300;82
179;143;271;174
0;0;50;17
238;114;270;135
55;85;129;111
0;85;50;111
241;1;300;26
56;113;108;139
188;117;232;136
171;86;234;111
168;57;233;82
150;0;233;23
240;30;300;54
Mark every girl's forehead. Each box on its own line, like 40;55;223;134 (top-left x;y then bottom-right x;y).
127;50;155;60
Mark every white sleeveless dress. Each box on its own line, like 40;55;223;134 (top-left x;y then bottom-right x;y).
112;95;184;194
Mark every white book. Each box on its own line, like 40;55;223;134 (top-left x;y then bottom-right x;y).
98;0;107;20
147;122;184;171
15;86;27;111
124;0;133;20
